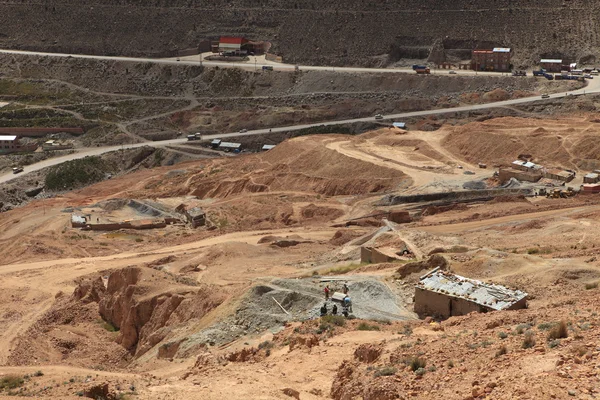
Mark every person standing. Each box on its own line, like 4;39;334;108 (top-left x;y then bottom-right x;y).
324;285;330;300
332;304;338;315
343;283;349;294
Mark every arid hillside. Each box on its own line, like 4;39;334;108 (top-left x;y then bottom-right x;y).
0;0;599;66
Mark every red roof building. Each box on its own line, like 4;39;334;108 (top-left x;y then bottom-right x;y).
218;37;248;53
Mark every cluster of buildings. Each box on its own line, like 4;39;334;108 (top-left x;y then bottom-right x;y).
0;135;74;155
498;159;576;185
209;139;276;153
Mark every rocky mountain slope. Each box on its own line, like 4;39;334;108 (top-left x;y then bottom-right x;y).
0;0;598;66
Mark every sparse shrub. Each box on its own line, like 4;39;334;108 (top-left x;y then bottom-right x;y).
480;340;493;348
537;323;553;331
134;238;143;243
69;378;75;383
402;325;413;336
258;340;274;350
447;360;454;368
547;321;568;340
357;322;380;331
548;339;560;348
374;366;397;377
427;365;437;372
495;344;508;357
515;323;531;334
415;367;426;376
522;332;536;349
409;357;426;372
100;321;118;332
527;248;539;254
585;282;598;290
33;371;43;377
497;331;508;339
0;375;24;390
321;315;346;327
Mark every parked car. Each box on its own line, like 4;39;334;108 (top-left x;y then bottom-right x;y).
374;114;383;120
12;166;23;174
449;70;457;74
541;94;550;99
239;128;248;133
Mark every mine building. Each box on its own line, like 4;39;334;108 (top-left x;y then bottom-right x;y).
544;168;575;182
414;268;528;319
218;142;242;152
216;37;249;55
584;172;600;184
471;48;512;72
0;135;22;153
540;59;563;72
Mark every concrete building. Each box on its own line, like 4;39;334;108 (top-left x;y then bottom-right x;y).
471;48;512;72
544;168;575;182
415;268;528;319
0;135;21;153
261;144;276;151
393;122;406;129
584;173;600;184
540;59;563;72
42;140;73;151
498;168;542;184
185;207;206;228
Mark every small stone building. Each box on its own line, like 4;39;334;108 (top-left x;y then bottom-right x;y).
185;207;206;228
414;268;527;319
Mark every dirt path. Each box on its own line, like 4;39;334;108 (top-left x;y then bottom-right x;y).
419;204;600;234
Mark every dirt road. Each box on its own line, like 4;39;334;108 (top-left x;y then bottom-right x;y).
420;204;600;234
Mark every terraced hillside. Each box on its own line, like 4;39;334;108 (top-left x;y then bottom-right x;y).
0;0;598;66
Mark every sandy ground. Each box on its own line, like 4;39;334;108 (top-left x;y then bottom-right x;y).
4;117;600;398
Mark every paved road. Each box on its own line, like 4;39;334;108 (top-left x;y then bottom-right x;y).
0;48;509;77
0;49;599;185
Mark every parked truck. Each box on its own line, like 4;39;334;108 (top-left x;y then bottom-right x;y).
415;68;430;74
412;64;427;70
533;69;553;80
262;65;273;71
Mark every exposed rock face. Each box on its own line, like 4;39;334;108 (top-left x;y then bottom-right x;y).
331;360;401;400
72;276;106;304
396;254;449;278
353;343;383;363
98;266;226;357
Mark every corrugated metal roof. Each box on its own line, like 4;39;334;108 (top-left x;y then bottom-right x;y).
584;173;599;179
512;160;526;166
393;122;406;128
0;135;17;141
211;139;222;145
262;144;276;150
540;59;562;64
493;47;511;53
219;142;242;149
71;215;86;224
416;270;527;311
